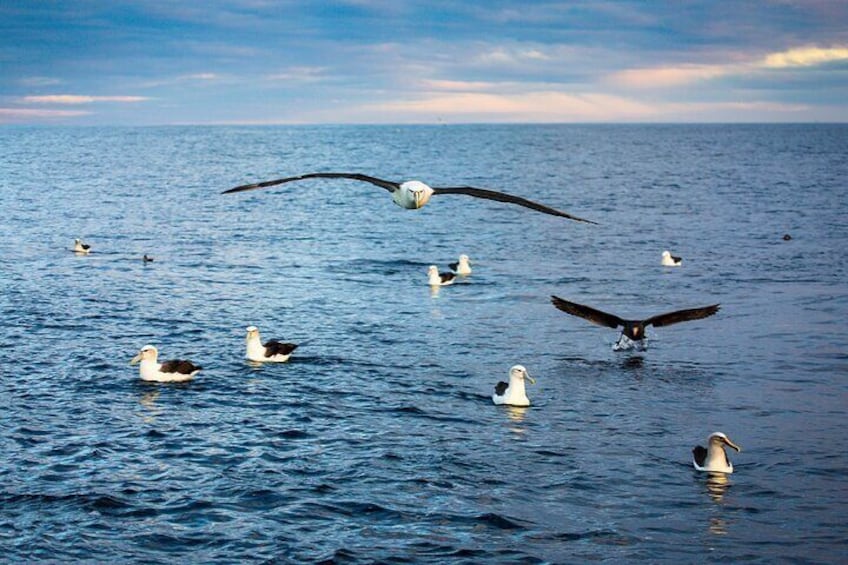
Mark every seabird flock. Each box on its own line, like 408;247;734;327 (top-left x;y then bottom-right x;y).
76;168;741;475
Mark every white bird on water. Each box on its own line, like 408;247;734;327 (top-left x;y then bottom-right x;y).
492;365;536;407
661;250;682;266
428;265;455;287
692;432;742;473
73;238;91;254
130;345;201;383
245;326;299;363
222;172;597;223
450;254;472;276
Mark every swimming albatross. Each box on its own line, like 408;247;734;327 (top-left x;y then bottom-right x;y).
661;250;682;267
223;172;596;223
550;296;720;350
450;254;472;276
692;432;741;473
130;345;201;383
73;238;91;254
245;325;299;363
428;265;456;286
492;365;536;406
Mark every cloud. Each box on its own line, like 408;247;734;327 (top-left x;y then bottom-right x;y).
762;45;848;68
264;67;327;83
0;108;91;122
18;76;63;87
21;95;149;104
418;79;498;92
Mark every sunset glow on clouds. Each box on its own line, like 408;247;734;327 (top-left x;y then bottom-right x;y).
1;1;846;124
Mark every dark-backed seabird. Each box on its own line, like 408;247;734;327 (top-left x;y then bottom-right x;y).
130;345;201;383
428;265;456;286
245;325;298;363
222;172;596;223
73;238;91;254
449;254;472;276
492;365;536;406
143;254;154;263
550;295;720;351
782;234;792;241
661;250;682;267
692;432;741;473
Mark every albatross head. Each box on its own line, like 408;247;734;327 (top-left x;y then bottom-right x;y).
709;432;741;453
509;365;536;385
246;325;261;342
130;345;158;365
395;180;434;209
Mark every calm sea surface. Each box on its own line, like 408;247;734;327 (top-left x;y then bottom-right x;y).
0;124;846;563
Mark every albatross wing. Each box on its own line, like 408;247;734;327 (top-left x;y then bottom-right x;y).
223;172;400;194
550;296;624;329
432;185;596;223
645;304;720;328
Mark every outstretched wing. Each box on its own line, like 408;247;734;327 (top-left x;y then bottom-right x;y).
432;186;597;224
646;304;720;328
223;172;400;194
550;296;623;329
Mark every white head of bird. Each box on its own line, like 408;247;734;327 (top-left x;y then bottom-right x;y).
130;345;158;366
245;325;264;358
510;365;535;386
394;180;434;209
427;265;442;285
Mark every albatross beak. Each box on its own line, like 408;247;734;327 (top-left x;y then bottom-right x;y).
526;374;536;385
130;353;142;365
723;437;742;452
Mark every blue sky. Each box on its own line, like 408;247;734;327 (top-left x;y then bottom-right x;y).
2;1;847;124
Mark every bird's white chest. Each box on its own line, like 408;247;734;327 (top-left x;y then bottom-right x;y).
494;382;529;406
246;338;266;361
704;448;733;473
394;181;434;209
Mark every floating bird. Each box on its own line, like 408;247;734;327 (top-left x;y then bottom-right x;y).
661;250;682;267
143;254;154;263
550;296;720;351
449;254;472;276
428;265;455;286
492;365;536;406
245;326;299;363
73;238;91;254
223;172;596;223
692;432;741;473
782;233;792;241
130;345;201;383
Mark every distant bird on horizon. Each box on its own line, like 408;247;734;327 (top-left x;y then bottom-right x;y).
692;432;741;473
492;365;535;406
449;254;472;276
550;295;720;351
73;238;91;254
661;250;682;267
244;326;299;363
428;265;456;286
222;172;597;223
130;345;201;383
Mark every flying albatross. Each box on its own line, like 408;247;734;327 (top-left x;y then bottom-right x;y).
222;172;597;223
550;295;720;350
492;365;536;406
692;432;741;473
130;345;201;383
245;325;299;363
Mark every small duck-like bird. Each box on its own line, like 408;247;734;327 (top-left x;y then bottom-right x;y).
492;365;536;406
449;254;472;276
550;295;720;350
245;326;298;362
222;172;597;223
73;238;91;254
661;250;682;266
130;345;201;383
428;265;456;286
692;432;742;473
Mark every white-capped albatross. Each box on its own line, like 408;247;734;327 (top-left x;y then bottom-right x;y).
73;238;91;254
428;265;456;286
492;365;536;406
130;345;201;383
449;254;472;276
245;325;299;362
661;250;682;267
692;432;741;473
222;172;597;224
550;295;720;351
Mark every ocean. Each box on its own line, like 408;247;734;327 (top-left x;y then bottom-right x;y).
0;124;846;563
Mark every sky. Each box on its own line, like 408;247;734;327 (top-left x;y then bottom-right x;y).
1;0;847;125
